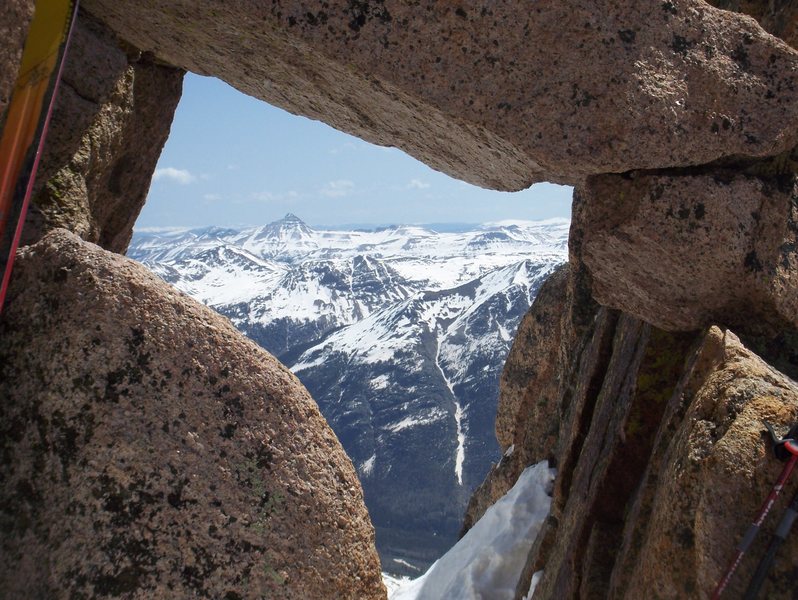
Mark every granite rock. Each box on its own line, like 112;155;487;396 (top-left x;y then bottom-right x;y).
617;327;798;599
0;230;385;600
580;169;798;335
23;13;184;253
706;0;798;48
81;0;798;189
0;0;34;125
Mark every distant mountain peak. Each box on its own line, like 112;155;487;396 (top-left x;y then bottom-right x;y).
253;213;314;242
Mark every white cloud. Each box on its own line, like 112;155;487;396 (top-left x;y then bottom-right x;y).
203;193;222;201
408;179;431;190
153;167;196;185
320;179;355;198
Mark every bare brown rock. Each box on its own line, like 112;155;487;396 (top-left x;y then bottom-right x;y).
500;317;798;599
0;0;33;125
706;0;798;48
22;13;184;253
579;170;798;336
0;230;385;600
496;265;570;455
528;317;699;598
80;0;798;188
618;327;798;599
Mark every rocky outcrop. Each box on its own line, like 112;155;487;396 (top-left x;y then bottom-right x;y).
475;263;798;598
0;230;385;599
579;168;798;336
707;0;798;48
469;176;798;596
463;266;572;533
521;321;798;599
22;12;184;253
616;327;798;598
0;0;33;124
81;0;798;189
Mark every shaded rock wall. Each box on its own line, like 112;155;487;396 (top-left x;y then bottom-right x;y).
22;11;184;254
521;320;798;599
0;230;385;600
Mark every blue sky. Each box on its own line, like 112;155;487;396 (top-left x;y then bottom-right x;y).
137;74;572;230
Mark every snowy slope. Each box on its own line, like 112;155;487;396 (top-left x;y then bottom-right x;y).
388;461;555;600
128;214;569;573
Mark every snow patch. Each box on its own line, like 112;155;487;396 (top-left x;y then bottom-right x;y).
526;571;544;600
370;374;391;390
360;454;376;477
453;401;466;486
384;409;447;433
389;461;555;600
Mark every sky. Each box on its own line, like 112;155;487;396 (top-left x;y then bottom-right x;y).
136;73;573;230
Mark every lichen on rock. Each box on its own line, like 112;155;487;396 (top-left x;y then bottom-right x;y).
0;230;385;599
80;0;798;188
21;11;184;254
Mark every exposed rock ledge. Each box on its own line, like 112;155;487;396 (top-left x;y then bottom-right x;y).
81;0;798;189
0;230;385;600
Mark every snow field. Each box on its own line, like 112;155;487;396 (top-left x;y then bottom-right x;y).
387;461;555;599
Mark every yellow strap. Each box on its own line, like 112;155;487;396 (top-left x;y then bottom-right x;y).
16;0;74;88
0;0;73;227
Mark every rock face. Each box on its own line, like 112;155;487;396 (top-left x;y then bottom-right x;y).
22;12;184;254
3;1;798;598
476;263;798;598
524;320;798;599
0;230;385;600
707;0;798;48
81;0;798;189
0;0;33;124
462;265;571;533
579;169;798;335
617;327;798;598
468;183;798;596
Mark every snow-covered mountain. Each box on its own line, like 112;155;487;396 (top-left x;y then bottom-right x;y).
128;214;568;574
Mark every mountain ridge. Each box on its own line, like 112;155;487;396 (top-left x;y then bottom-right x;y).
128;213;569;574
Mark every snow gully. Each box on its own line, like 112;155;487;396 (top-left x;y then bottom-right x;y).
434;330;466;485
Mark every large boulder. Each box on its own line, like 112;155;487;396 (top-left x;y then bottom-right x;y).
577;169;798;342
81;0;798;188
579;169;798;338
0;230;385;599
22;12;184;253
